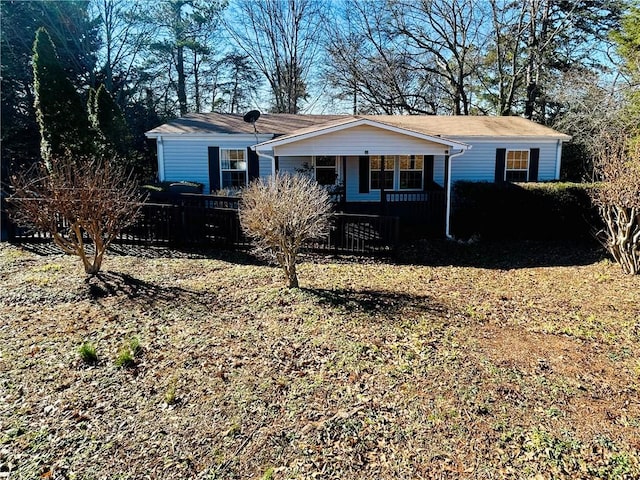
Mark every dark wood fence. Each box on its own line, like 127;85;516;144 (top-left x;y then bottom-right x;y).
6;197;400;256
384;190;445;228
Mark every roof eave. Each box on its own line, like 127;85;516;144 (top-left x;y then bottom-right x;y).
254;118;470;151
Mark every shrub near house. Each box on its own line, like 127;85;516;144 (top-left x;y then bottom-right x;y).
451;182;598;241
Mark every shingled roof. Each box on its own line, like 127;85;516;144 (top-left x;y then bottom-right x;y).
145;113;571;139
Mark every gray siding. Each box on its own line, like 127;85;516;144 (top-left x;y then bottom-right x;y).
345;156;380;202
162;136;270;192
257;149;274;180
448;138;559;183
278;155;310;175
159;133;562;194
434;155;446;187
162;138;210;190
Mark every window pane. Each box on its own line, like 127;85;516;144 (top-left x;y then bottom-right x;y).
315;156;336;167
505;170;528;182
383;171;394;189
505;150;529;183
222;171;246;188
221;149;246;170
384;157;394;170
400;155;423;171
229;160;247;170
316;168;336;185
371;171;381;190
400;171;422;189
370;156;381;170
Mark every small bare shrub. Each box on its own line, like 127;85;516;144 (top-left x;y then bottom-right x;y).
8;154;144;275
239;173;333;288
592;134;640;274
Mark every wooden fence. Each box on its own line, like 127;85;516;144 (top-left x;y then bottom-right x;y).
6;198;400;256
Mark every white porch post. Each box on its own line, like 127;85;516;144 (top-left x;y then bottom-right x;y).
445;149;468;239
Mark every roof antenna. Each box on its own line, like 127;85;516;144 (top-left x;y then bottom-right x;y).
243;109;261;144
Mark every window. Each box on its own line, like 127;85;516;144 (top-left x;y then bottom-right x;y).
370;155;394;190
314;156;337;185
399;155;424;190
221;149;247;188
505;150;529;182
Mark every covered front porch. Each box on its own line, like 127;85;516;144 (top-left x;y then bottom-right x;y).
253;118;469;234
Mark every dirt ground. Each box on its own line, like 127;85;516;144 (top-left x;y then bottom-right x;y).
0;240;638;479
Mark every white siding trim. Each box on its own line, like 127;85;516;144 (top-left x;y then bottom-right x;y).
219;148;249;188
504;148;530;182
555;140;562;179
146;133;273;142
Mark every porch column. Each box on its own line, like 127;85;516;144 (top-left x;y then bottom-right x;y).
341;156;347;205
380;155;387;215
443;154;450;226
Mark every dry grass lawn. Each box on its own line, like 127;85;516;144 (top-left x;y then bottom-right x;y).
0;240;639;479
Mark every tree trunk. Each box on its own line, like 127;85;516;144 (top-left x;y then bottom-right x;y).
283;251;299;288
601;205;640;275
176;45;187;115
194;52;201;113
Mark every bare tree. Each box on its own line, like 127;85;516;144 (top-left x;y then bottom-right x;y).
390;0;487;115
325;0;439;114
225;0;324;113
8;155;144;275
548;70;628;180
239;173;332;288
91;0;153;100
483;0;623;121
592;134;640;275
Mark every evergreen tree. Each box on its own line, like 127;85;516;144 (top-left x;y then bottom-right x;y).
32;27;93;161
1;0;98;165
91;84;130;157
612;4;640;132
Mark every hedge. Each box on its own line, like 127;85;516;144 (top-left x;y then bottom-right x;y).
451;181;601;241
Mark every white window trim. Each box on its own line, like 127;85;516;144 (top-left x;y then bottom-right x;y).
220;148;248;188
398;155;424;191
369;155;396;191
504;149;530;182
313;155;339;185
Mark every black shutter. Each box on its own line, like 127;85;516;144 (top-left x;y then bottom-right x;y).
528;148;539;182
359;156;369;193
424;155;434;189
247;147;259;181
274;156;279;172
495;148;506;183
208;146;220;192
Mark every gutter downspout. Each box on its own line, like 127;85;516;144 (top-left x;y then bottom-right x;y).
252;146;275;178
445;148;469;240
555;139;562;179
157;136;165;182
